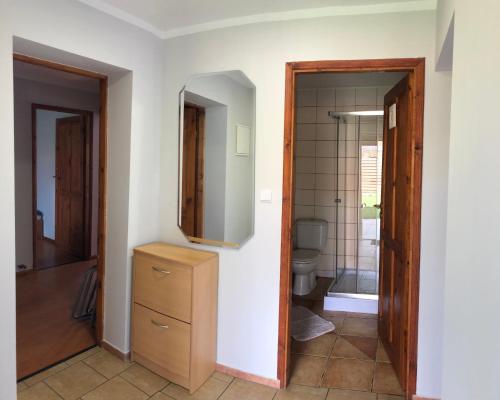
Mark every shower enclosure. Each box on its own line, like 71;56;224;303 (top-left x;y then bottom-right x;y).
326;111;383;300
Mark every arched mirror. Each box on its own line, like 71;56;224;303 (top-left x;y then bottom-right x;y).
178;71;256;248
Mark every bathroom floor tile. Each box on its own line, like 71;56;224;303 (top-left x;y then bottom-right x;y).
376;342;390;363
331;336;378;360
376;395;404;400
18;382;63;400
326;389;377;399
219;378;276;400
82;376;148;400
340;318;378;338
289;355;329;387
292;333;337;356
322;358;375;391
66;347;102;366
212;371;234;383
372;363;403;395
162;376;229;399
45;362;106;400
275;384;328;400
23;362;70;386
120;363;169;395
83;350;132;379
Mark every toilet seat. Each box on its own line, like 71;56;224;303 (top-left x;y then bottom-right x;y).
292;248;320;263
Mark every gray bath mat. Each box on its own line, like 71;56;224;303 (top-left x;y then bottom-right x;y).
291;305;335;341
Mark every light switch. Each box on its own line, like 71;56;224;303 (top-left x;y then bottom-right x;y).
260;189;273;203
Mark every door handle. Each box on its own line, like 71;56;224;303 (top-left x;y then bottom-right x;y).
152;266;171;275
151;319;169;329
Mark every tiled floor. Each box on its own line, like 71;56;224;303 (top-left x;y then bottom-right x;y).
18;299;403;400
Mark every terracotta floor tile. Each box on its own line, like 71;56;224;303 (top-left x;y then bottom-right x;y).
150;393;176;400
331;336;378;360
83;350;132;379
289;355;328;387
339;318;378;338
292;334;337;357
45;362;106;400
326;389;377;399
18;382;63;400
66;347;102;366
275;384;328;400
376;342;390;363
120;363;169;395
322;358;375;391
372;363;403;395
82;376;148;400
219;378;276;400
17;381;28;393
162;376;229;399
23;362;70;386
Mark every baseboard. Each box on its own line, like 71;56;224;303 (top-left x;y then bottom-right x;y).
100;340;130;361
215;363;281;389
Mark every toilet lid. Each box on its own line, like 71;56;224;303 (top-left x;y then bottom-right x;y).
292;249;320;263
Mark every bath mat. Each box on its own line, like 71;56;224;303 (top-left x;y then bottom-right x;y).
291;305;335;341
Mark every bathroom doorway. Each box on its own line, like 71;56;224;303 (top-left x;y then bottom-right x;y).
279;59;424;399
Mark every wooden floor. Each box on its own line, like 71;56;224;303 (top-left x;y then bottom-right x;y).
16;259;97;379
36;238;82;269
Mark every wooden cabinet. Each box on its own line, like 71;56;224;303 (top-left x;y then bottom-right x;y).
131;242;218;393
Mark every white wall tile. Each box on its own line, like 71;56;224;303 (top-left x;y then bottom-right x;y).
296;89;317;107
336;88;355;106
295;173;315;189
316;173;335;190
345;124;357;140
319;254;334;269
295;189;315;205
295;205;315;219
295;157;316;173
323;238;335;254
328;223;336;239
296;140;316;157
346;141;358;157
376;86;391;106
317;88;335;107
315;206;335;222
356;88;377;106
296;123;316;141
296;107;316;123
346;207;358;223
316;141;336;158
315;190;335;207
315;157;336;174
316;123;336;140
346;174;358;191
316;106;334;124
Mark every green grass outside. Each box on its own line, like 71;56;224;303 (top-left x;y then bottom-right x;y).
361;193;380;219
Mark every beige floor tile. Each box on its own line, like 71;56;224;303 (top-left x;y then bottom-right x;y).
326;388;377;399
289;355;328;387
331;336;378;360
323;315;345;330
339;318;378;338
322;358;374;391
292;334;337;357
375;342;390;363
18;382;63;400
344;313;377;320
18;381;28;393
120;363;169;395
162;376;229;399
83;350;132;379
23;362;70;386
150;393;176;400
275;384;328;400
219;378;276;400
82;376;148;400
372;364;403;396
45;362;107;400
66;347;102;366
376;395;404;400
212;371;234;383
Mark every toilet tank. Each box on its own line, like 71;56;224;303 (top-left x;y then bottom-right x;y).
295;218;328;250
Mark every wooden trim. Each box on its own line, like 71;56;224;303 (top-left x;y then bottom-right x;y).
413;397;440;400
278;58;425;399
100;340;130;361
215;363;281;389
16;54;108;346
14;53;107;80
31;104;94;268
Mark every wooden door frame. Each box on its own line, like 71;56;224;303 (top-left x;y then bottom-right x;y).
278;58;425;398
15;53;108;343
32;103;94;266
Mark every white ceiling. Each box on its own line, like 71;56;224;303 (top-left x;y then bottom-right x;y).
296;71;407;89
14;60;100;94
78;0;437;38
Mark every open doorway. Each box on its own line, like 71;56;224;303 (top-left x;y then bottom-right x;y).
14;55;107;380
279;59;424;399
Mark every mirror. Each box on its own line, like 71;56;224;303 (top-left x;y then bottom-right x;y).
178;71;256;248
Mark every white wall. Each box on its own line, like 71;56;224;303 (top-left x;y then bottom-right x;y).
440;0;500;399
36;110;77;239
14;77;100;267
0;0;163;396
161;11;450;398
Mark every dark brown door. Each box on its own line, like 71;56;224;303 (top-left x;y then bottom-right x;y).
55;116;86;258
378;75;412;390
181;105;205;237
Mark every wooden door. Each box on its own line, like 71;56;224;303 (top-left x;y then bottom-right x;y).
55;116;86;258
378;75;413;389
181;105;205;237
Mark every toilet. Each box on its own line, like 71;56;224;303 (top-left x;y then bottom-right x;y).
292;218;328;296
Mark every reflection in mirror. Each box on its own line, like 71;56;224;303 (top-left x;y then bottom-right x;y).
178;71;255;248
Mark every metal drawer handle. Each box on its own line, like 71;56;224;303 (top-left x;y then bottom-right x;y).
151;319;169;329
152;266;171;275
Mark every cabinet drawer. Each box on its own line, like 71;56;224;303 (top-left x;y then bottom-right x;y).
134;254;192;322
132;303;191;379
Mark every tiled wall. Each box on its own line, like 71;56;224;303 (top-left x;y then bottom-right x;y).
294;86;387;278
